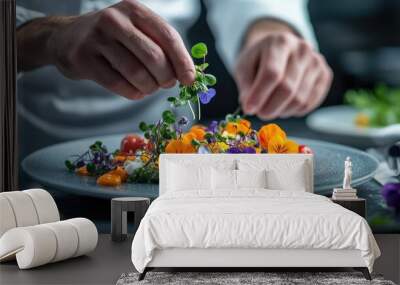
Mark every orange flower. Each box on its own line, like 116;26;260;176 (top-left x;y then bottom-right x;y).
113;155;127;163
97;173;122;186
189;127;206;141
225;119;251;135
267;135;299;154
182;132;197;144
76;166;89;176
165;139;196;153
108;166;128;182
113;154;136;163
191;124;206;130
258;124;287;151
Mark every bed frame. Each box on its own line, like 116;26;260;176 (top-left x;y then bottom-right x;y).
139;154;371;281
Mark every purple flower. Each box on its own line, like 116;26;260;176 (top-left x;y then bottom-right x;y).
242;147;256;154
227;147;242;154
381;183;400;209
207;120;218;133
178;116;189;126
227;146;256;154
198;88;216;104
76;160;85;168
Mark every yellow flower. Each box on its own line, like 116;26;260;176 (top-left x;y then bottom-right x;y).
258;124;287;151
165;139;196;153
141;152;151;163
267;135;299;154
355;113;369;127
225;119;251;135
208;142;229;153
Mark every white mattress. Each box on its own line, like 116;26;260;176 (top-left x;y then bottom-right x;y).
131;190;380;273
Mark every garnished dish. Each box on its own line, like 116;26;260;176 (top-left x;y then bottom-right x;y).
345;84;400;128
65;43;312;187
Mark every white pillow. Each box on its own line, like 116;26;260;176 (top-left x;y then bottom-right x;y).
167;162;210;191
236;169;267;189
211;169;267;191
211;168;236;191
167;160;236;192
267;166;307;192
237;159;310;192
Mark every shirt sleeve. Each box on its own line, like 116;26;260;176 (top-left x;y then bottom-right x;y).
204;0;316;72
16;5;45;28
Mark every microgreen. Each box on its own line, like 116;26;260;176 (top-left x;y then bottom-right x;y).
134;42;218;181
345;84;400;127
65;141;114;176
167;42;216;120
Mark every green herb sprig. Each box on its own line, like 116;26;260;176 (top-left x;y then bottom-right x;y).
345;84;400;127
167;42;216;120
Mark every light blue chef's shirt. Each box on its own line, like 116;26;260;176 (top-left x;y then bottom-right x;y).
16;0;315;158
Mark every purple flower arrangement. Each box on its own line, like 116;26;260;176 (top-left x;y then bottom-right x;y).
381;182;400;216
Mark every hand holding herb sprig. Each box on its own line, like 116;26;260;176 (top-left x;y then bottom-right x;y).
65;42;218;183
64;42;306;187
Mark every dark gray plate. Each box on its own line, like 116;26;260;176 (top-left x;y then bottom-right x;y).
22;135;379;199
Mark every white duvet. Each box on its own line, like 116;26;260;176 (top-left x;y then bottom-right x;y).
131;190;380;273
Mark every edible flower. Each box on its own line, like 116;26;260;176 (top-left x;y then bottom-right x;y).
258;124;287;151
177;116;189;126
227;146;256;154
198;88;216;104
76;166;89;176
381;183;400;213
97;173;122;187
207;120;219;133
267;135;299;154
165;138;196;153
225;119;251;135
108;166;128;182
189;126;206;141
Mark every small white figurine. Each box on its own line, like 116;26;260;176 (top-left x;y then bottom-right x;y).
343;156;353;190
332;157;357;199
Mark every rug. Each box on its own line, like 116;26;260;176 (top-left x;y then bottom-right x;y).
116;272;396;285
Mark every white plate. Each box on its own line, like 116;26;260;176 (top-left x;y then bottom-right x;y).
306;106;400;148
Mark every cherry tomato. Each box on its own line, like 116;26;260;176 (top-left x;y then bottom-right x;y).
299;145;313;154
120;134;145;155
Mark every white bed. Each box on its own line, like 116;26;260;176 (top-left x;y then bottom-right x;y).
131;154;380;280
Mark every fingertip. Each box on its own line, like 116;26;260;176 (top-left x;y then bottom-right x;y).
243;103;257;115
126;92;146;100
161;79;177;89
179;69;196;86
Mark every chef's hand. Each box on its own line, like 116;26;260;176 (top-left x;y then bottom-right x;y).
235;20;333;120
17;0;195;99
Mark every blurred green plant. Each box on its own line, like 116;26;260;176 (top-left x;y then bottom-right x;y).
345;84;400;127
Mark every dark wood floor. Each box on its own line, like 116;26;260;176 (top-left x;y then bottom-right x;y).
0;234;134;285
